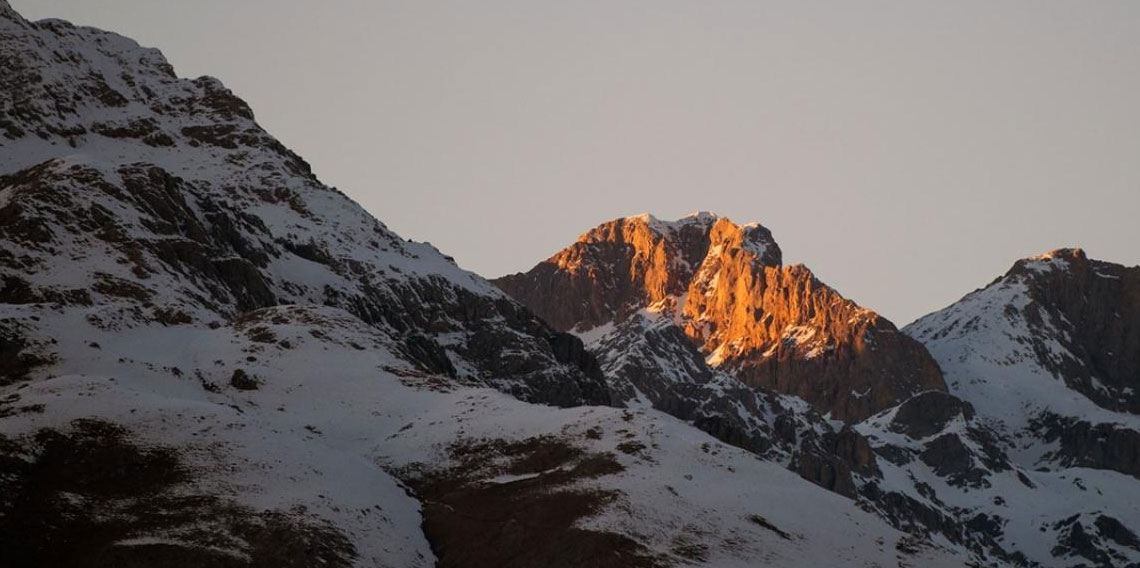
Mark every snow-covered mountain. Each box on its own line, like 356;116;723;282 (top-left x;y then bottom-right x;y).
4;2;1139;566
499;216;1140;567
903;248;1140;567
0;0;614;409
0;3;971;567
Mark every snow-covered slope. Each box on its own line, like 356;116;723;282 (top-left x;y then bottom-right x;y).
900;248;1140;567
0;302;966;567
0;3;969;567
908;249;1140;433
0;2;608;408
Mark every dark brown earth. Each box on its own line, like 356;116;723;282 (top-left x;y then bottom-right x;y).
398;436;667;568
0;419;356;568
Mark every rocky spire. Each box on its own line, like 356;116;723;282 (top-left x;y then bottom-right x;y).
495;212;781;331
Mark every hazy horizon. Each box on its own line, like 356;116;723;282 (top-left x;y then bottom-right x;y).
13;0;1140;325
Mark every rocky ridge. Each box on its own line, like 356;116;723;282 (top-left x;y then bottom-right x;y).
496;212;945;421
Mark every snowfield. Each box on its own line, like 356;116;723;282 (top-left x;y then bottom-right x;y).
1;304;965;567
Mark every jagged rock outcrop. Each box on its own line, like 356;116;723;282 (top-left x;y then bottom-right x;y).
1003;248;1140;414
496;212;945;421
1033;414;1140;480
890;391;975;439
907;249;1140;458
698;262;945;422
496;212;780;332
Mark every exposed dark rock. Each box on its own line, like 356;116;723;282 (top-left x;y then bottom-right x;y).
891;391;975;439
919;433;989;488
546;332;611;404
402;334;456;378
1007;249;1140;414
873;444;914;466
1051;515;1119;568
1096;515;1140;552
746;515;792;540
229;369;259;390
397;436;664;568
0;326;51;386
91;117;161;140
1034;413;1140;480
794;427;880;498
859;484;1022;565
965;427;1012;473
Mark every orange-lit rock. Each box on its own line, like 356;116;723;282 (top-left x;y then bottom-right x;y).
495;212;945;421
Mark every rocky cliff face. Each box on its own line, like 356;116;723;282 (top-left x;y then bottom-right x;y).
495;212;780;332
496;213;945;421
1004;249;1140;414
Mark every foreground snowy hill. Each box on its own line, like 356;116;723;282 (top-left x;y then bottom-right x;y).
0;3;966;567
0;303;965;567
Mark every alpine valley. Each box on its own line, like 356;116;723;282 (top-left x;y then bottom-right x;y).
1;3;1138;567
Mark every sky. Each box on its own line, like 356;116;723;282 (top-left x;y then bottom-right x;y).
14;1;1140;325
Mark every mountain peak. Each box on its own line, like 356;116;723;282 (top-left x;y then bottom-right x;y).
584;212;783;267
1030;247;1087;262
1009;246;1091;278
912;245;1140;418
623;210;736;234
496;212;943;421
496;212;784;331
0;0;24;24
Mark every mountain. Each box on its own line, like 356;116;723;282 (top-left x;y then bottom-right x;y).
907;248;1140;485
0;3;968;567
0;0;613;409
896;248;1140;567
909;248;1140;421
495;212;945;422
498;216;1140;567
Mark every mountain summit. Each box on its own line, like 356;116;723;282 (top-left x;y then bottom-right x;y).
496;212;945;421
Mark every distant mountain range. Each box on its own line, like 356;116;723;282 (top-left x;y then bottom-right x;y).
2;3;1138;566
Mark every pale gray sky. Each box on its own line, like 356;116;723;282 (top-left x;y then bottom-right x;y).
14;1;1140;325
